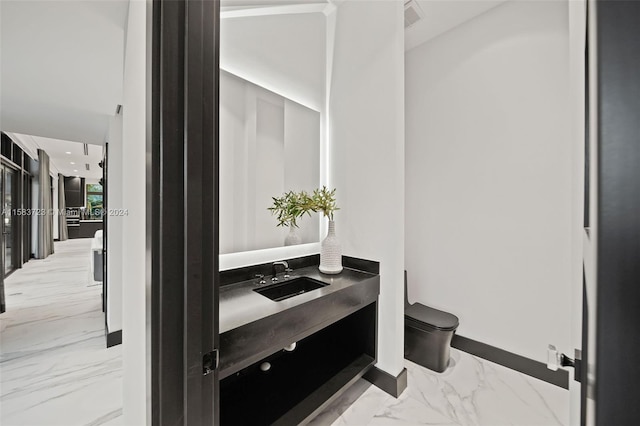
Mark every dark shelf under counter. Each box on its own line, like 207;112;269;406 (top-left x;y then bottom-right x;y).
220;302;376;426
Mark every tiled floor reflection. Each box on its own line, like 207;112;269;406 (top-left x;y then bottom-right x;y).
311;348;569;426
0;239;122;426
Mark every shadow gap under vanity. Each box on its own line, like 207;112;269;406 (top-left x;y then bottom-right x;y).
219;255;380;425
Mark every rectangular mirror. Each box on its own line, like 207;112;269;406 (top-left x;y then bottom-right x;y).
219;2;328;256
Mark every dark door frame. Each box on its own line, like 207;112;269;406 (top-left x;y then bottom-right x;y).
148;0;219;424
1;163;20;278
102;143;108;316
594;0;640;424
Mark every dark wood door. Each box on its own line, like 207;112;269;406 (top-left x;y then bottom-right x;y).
149;0;220;424
591;1;640;424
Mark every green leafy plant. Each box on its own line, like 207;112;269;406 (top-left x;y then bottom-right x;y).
309;186;339;221
268;190;312;228
268;186;339;227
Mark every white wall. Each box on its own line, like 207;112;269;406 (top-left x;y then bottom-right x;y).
329;0;405;376
284;98;320;243
405;0;573;362
0;0;126;145
219;71;247;254
120;1;147;424
106;112;123;332
254;98;286;249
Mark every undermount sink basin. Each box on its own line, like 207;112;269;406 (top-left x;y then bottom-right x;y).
253;276;329;302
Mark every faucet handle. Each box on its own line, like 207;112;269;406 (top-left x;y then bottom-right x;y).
284;268;293;279
255;274;266;284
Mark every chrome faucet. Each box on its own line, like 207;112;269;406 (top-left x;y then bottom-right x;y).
271;261;289;281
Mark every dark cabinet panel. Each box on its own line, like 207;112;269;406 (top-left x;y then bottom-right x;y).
220;302;377;425
65;177;80;192
12;146;23;168
1;133;12;159
64;177;85;208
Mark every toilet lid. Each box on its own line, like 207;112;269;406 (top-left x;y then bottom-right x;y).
405;303;459;331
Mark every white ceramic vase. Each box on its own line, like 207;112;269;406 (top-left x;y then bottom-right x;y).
284;226;302;246
319;220;342;274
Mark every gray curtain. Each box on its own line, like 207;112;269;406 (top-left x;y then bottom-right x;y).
37;149;54;258
58;173;68;241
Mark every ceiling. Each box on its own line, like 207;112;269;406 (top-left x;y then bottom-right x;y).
9;133;104;180
218;0;508;54
0;0;129;145
0;0;506;152
405;0;508;51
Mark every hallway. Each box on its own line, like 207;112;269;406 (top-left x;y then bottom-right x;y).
0;239;122;426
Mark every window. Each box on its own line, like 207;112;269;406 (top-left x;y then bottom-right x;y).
86;183;103;220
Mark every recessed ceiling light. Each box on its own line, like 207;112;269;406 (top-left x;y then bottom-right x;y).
73;169;78;172
66;152;71;154
70;162;75;165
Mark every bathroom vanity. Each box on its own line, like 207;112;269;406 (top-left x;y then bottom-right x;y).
219;256;380;425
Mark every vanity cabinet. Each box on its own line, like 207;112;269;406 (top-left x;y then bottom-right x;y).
218;262;380;425
221;303;376;425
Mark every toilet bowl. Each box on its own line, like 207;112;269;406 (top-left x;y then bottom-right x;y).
404;275;459;373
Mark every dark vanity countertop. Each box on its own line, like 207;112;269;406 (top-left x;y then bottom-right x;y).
219;263;379;378
219;265;378;334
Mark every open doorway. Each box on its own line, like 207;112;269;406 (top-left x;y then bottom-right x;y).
0;0;129;424
0;133;122;425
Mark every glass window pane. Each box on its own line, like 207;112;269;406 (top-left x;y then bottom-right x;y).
86;183;103;193
87;194;103;208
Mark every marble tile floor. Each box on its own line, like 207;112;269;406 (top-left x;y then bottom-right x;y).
0;239;569;426
0;239;123;426
310;349;570;426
